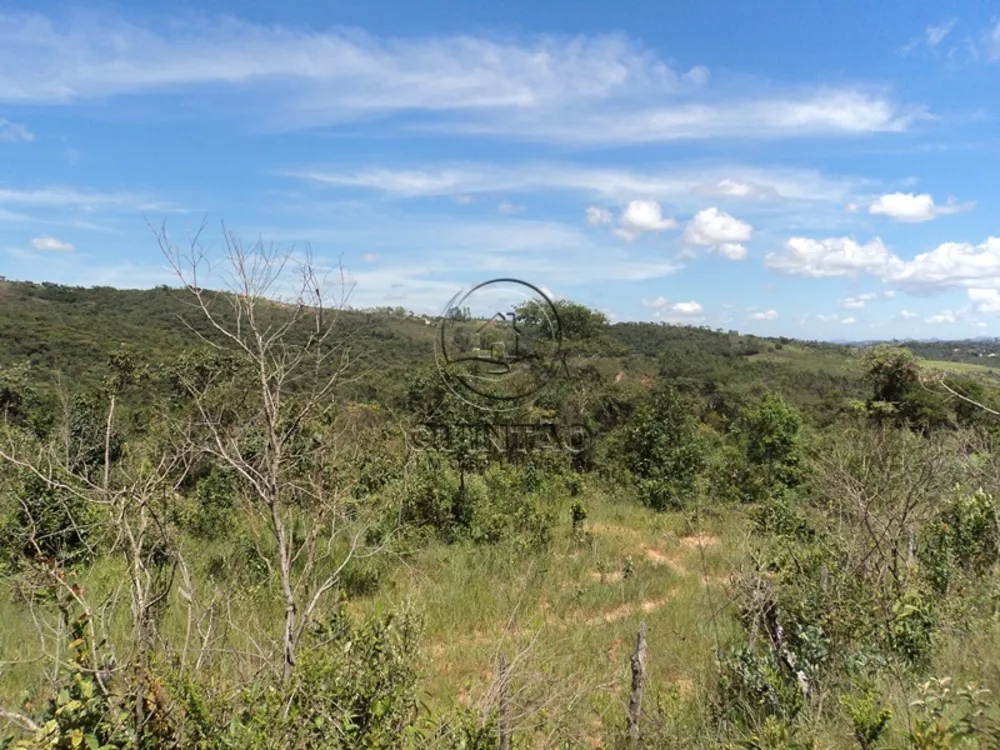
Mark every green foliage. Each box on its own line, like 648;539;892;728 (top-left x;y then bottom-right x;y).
907;678;999;748
922;489;1000;595
620;388;706;511
400;460;554;548
515;299;607;342
0;365;49;437
715;645;805;728
0;471;97;569
860;345;920;406
735;715;814;749
175;466;239;541
10;612;127;750
723;394;804;503
274;607;424;749
840;686;892;750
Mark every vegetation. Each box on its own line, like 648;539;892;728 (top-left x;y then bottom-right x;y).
4;237;1000;748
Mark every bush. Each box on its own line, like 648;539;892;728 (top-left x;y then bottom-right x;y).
0;472;97;570
620;388;706;511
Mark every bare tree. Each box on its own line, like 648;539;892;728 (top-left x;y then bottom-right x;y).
155;223;374;682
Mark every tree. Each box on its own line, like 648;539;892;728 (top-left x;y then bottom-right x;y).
515;299;607;342
157;223;376;682
733;393;804;498
860;345;919;407
620;387;705;511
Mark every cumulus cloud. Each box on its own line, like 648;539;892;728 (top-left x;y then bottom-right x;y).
817;313;839;322
752;309;778;321
585;206;612;226
683;207;752;260
30;235;74;251
767;234;1000;293
0;118;33;142
899;310;919;319
643;296;704;321
764;237;895;278
969;288;1000;312
841;317;857;324
888;237;1000;290
616;200;676;241
926;312;958;324
869;192;972;222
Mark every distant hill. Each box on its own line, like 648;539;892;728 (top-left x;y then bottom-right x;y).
1;280;995;417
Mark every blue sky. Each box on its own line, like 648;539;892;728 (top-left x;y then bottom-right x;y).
2;1;1000;339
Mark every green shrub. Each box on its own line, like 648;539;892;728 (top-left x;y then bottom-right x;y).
620;388;706;511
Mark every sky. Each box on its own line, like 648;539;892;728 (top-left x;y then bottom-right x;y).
1;1;1000;340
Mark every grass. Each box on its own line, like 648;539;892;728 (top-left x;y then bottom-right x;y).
6;478;1000;746
346;484;749;743
918;357;1000;377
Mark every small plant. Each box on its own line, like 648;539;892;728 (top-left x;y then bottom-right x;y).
622;556;635;581
570;502;587;534
737;715;813;749
907;677;998;749
840;687;892;750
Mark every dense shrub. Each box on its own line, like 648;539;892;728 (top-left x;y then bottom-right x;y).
619;387;706;511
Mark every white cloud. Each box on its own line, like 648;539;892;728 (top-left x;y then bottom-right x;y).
887;237;1000;290
452;194;475;205
498;201;524;215
362;252;380;263
969;288;1000;312
0;12;918;144
622;200;675;231
642;296;703;320
617;200;676;241
841;316;857;324
671;300;703;315
292;163;858;208
926;312;958;324
765;236;895;278
817;313;839;322
586;206;612;226
0;118;33;142
30;235;74;251
752;309;778;320
683;207;752;260
899;310;919;319
869;192;972;222
767;234;1000;293
883;289;896;298
840;292;878;309
446;90;917;144
698;179;758;197
926;19;957;47
715;242;748;260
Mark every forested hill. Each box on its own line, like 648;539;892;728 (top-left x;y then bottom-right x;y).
0;279;995;419
0;279;837;374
